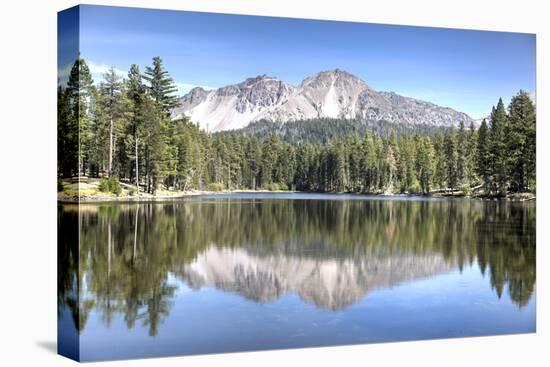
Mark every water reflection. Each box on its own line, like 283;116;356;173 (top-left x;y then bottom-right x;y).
58;196;536;339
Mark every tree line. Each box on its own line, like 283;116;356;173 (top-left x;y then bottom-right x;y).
238;117;450;145
58;57;536;196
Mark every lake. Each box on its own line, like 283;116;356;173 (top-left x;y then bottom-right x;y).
57;193;536;361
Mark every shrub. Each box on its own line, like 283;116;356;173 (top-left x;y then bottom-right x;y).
128;186;137;196
265;182;288;191
460;183;471;196
57;179;64;193
108;176;122;196
98;176;122;196
408;180;422;195
206;183;224;192
98;179;109;193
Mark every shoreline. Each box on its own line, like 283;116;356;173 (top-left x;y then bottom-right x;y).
57;189;536;204
57;189;296;204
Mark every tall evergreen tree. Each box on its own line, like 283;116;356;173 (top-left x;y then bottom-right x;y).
99;67;123;177
443;127;458;189
416;137;435;194
58;83;72;178
507;90;536;192
456;120;467;186
475;119;491;191
489;98;508;195
127;64;147;193
361;131;376;192
143;56;179;115
432;134;447;189
65;58;94;178
465;121;478;189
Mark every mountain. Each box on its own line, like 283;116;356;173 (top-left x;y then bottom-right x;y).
171;69;474;132
172;75;295;131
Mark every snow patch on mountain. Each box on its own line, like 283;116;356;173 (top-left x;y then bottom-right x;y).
172;69;475;132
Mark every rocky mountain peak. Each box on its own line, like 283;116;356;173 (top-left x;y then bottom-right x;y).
301;69;369;89
171;69;474;132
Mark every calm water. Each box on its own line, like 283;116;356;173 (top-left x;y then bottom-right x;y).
58;193;536;361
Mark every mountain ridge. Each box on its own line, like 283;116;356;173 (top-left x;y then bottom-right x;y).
171;69;475;132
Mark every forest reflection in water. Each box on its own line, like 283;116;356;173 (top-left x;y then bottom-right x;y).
58;195;535;340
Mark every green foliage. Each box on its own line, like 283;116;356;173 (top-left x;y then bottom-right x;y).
489;99;508;195
58;58;94;178
109;177;122;196
460;183;472;196
264;182;288;191
57;179;64;193
237;117;450;145
415;137;435;194
472;92;535;196
98;179;109;193
444;127;458;189
409;179;422;194
506;90;536;192
206;183;224;192
58;56;535;198
143;56;179;115
99;176;122;196
476;119;491;191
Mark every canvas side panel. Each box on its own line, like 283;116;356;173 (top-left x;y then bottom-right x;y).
57;5;80;362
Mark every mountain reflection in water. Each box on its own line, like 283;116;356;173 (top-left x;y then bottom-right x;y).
58;195;536;341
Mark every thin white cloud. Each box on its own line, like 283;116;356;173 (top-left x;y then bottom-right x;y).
87;62;126;78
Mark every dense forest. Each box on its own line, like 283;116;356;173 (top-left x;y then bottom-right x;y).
236;117;452;145
58;57;536;196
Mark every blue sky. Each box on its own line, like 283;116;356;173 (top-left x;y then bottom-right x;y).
65;5;535;119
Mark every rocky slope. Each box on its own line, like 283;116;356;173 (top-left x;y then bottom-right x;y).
172;69;474;132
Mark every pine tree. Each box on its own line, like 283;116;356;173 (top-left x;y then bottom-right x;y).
507;90;536;192
346;135;362;191
127;64;147;193
415;137;435;194
489;98;508;195
443;127;458;190
245;138;262;190
143;57;179;115
99;67;123;177
58;83;72;178
432;134;446;189
66;58;94;178
465;121;478;189
361;131;376;192
456;120;467;187
397;136;416;193
475;119;491;192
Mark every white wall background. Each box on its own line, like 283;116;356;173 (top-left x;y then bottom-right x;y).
0;0;547;366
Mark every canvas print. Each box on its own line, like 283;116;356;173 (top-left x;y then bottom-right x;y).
57;5;536;362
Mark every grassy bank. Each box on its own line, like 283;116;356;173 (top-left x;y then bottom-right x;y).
57;178;535;203
57;178;294;203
